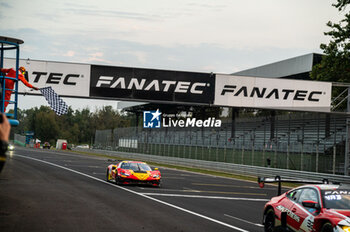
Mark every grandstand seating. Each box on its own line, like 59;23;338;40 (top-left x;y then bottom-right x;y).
132;113;347;154
95;113;347;155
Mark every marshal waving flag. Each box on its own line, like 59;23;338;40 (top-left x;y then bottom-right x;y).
40;86;68;116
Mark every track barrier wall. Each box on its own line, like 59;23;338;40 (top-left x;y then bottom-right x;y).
94;112;349;175
73;148;350;184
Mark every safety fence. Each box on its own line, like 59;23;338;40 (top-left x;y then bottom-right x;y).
74;148;350;184
92;113;348;175
14;133;26;146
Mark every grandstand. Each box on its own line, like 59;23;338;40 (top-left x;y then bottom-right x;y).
94;111;347;174
94;53;349;175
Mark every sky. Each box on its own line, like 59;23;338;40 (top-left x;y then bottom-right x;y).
0;0;346;111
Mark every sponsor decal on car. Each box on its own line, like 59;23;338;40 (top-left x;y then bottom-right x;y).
276;205;300;223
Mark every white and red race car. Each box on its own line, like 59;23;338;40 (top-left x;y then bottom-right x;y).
259;176;350;232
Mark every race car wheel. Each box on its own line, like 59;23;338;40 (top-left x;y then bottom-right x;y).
320;222;333;232
154;181;161;188
106;169;111;182
264;209;275;232
115;176;121;185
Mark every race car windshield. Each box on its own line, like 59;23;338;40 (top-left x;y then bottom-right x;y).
121;163;152;172
322;190;350;210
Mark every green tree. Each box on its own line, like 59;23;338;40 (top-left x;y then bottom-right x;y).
311;0;350;83
74;108;93;144
93;106;131;130
34;110;59;143
12;105;134;145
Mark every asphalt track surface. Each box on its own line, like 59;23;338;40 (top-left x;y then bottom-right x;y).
0;147;287;232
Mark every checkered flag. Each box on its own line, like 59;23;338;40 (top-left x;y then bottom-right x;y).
40;86;68;116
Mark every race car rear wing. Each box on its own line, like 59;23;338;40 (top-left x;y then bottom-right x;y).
258;176;330;195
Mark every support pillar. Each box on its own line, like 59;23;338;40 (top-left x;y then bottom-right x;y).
270;111;276;141
344;87;350;175
231;108;238;141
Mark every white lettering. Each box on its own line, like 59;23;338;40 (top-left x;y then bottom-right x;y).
160;117;221;128
162;80;176;92
175;81;191;93
221;85;323;102
203;118;211;127
172;120;178;127
127;78;146;90
96;77;208;94
186;118;196;127
111;77;126;88
190;83;206;94
96;76;113;87
178;120;184;127
162;118;169;127
144;80;160;91
196;120;203;127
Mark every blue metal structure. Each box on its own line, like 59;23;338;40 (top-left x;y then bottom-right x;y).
25;131;34;145
0;36;24;126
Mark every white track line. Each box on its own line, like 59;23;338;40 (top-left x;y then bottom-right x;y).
141;193;269;201
15;154;249;232
224;214;264;227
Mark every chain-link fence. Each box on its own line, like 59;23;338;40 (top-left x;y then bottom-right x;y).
14;133;26;146
94;113;348;175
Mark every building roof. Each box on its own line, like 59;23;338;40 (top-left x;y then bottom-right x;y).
232;53;323;80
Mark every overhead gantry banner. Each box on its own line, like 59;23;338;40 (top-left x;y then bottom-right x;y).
4;58;90;98
89;65;215;104
4;58;332;112
5;58;215;104
214;74;332;112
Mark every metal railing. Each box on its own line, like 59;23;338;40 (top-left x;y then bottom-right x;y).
94;113;348;175
75;148;350;184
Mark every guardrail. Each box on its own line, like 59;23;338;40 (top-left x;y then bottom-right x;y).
74;148;350;184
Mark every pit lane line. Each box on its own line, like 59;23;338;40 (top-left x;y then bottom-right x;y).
139;186;267;198
22;149;269;197
224;214;264;228
162;185;267;196
15;154;249;232
139;193;267;228
192;183;267;189
22;148;282;192
141;192;269;201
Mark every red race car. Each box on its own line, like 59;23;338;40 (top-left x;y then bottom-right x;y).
259;176;350;232
106;160;161;187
